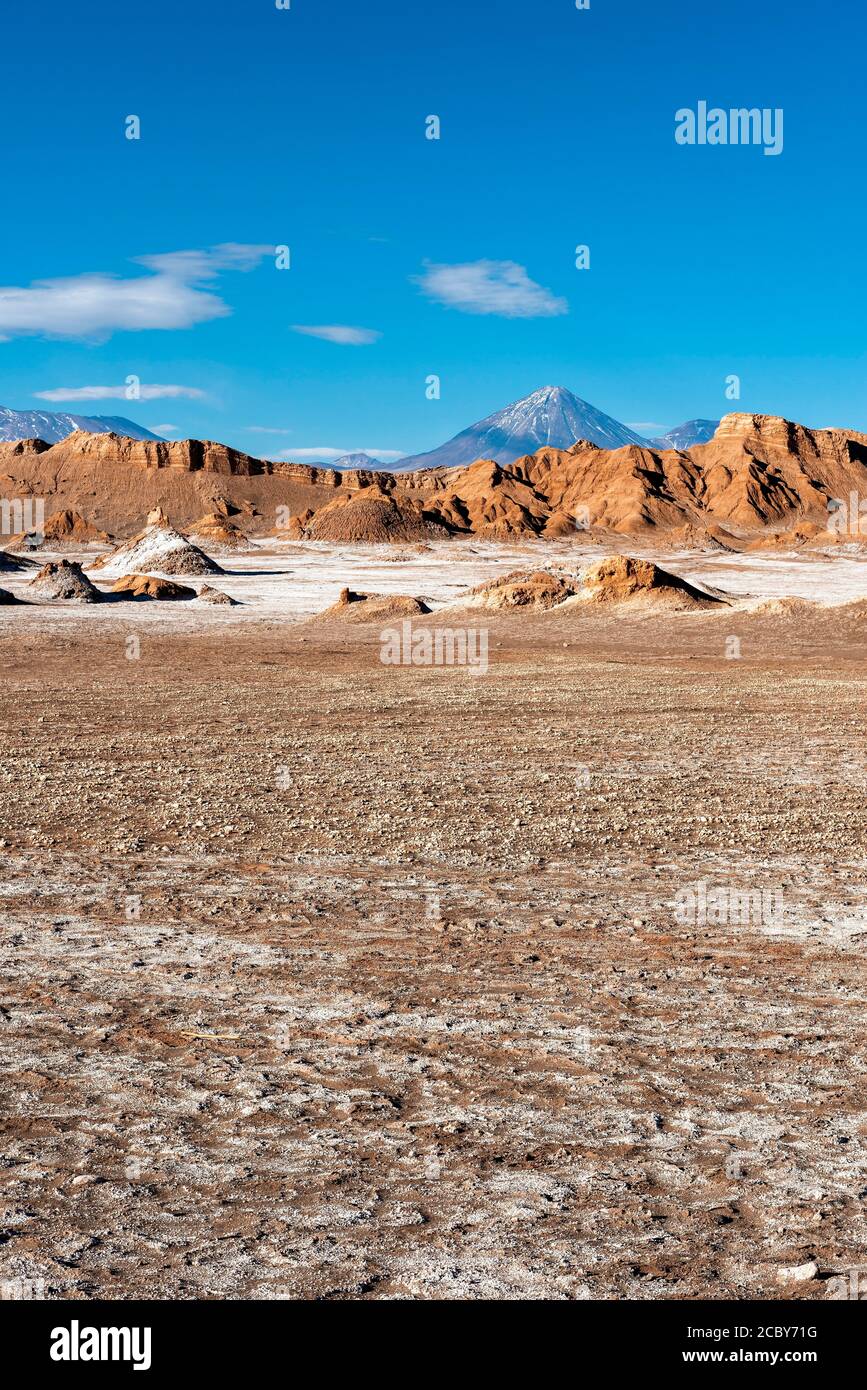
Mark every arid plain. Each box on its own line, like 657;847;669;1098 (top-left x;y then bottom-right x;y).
2;542;866;1300
2;413;867;1300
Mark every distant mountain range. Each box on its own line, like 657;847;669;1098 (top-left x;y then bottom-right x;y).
0;405;162;445
386;387;720;472
0;390;720;464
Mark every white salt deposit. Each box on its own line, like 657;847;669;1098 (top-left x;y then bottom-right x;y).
1;537;866;629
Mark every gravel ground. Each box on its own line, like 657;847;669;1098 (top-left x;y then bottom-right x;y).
1;593;866;1300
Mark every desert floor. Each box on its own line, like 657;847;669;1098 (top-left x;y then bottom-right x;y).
1;542;866;1300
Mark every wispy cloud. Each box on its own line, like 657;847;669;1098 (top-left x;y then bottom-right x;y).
0;243;271;341
278;446;404;460
291;324;382;345
246;425;293;435
136;244;270;278
34;384;205;402
626;422;666;433
152;424;178;435
414;259;568;318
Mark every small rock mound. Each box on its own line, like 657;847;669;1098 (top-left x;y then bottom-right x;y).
461;569;579;611
0;586;22;604
664;522;740;552
747;595;867;620
313;587;432;623
749;596;816;617
571;555;725;610
28;560;101;603
188;508;249;550
302;488;450;543
110;573;196;601
197;584;239;606
90;519;224;577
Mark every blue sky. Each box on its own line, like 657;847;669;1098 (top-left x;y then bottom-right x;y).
1;0;865;456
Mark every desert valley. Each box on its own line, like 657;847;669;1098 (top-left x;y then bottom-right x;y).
1;406;866;1301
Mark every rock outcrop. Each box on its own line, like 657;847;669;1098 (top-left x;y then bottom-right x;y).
459;570;579;611
27;560;101;602
312;587;432;622
298;488;450;543
90;520;224;577
196;584;239;606
568;556;725;610
110;574;197;600
187;499;250;550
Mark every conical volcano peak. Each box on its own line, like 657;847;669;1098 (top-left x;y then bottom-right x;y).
396;385;649;471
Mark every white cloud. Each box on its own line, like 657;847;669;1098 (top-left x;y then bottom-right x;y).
136;244;271;278
278;446;404;460
152;424;178;435
414;259;568;318
0;243;271;341
34;384;205;402
291;324;382;345
246;425;293;435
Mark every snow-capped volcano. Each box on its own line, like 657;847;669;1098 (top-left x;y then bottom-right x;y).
0;406;162;445
647;419;720;451
392;386;652;471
